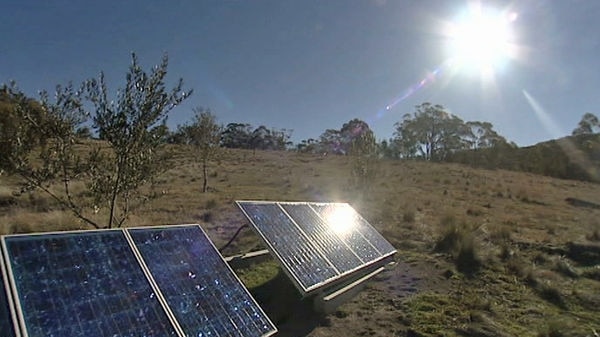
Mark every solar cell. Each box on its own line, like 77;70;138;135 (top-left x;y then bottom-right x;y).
129;225;276;337
237;201;397;294
2;231;177;337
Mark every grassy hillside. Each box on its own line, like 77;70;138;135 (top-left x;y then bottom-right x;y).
447;133;600;183
1;147;599;336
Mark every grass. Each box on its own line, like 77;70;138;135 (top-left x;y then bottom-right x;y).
1;146;599;336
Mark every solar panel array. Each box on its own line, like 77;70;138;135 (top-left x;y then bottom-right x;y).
236;201;396;294
0;225;276;337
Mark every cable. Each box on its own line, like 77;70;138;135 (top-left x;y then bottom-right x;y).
219;224;248;253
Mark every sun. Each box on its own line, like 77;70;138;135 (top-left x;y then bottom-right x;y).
445;4;517;77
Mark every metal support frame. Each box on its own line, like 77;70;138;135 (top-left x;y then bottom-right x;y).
313;261;396;314
224;249;271;269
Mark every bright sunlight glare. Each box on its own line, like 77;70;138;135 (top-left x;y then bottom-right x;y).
325;205;356;237
445;4;517;77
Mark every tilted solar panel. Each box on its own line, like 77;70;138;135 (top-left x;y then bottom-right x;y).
236;201;397;295
2;231;177;337
238;203;337;291
1;225;277;337
129;225;276;337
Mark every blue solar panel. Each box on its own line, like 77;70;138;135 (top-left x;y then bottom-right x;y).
1;226;276;337
129;225;276;337
2;231;177;337
238;203;338;291
237;201;396;294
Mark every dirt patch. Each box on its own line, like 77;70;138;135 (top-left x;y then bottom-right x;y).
301;257;454;337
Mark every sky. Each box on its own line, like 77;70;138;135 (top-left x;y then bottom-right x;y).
1;0;599;146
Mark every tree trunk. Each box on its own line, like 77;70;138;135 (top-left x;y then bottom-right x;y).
202;160;208;193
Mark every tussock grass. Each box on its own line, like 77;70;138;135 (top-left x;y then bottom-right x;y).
1;208;83;235
434;216;482;276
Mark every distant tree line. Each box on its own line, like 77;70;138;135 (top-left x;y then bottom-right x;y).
168;121;292;152
296;103;511;160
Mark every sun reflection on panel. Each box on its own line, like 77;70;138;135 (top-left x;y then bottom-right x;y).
324;204;356;237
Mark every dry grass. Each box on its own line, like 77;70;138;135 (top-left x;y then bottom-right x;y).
1;147;599;336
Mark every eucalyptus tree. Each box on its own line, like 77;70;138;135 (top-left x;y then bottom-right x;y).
465;121;508;149
394;103;471;160
572;112;600;135
348;126;378;189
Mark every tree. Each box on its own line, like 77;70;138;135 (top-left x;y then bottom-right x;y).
572;112;600;135
316;118;373;155
221;123;253;149
318;129;343;154
177;108;222;192
0;83;93;226
251;125;271;152
393;103;471;160
465;121;508;149
84;53;192;228
340;118;372;154
349;126;378;189
2;54;190;229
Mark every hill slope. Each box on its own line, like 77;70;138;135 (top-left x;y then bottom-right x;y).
1;148;599;336
447;133;600;183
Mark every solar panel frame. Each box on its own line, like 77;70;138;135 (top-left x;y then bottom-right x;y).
0;225;277;337
0;245;19;337
236;201;397;295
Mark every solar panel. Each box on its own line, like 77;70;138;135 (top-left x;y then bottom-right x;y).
236;203;338;291
1;230;177;337
1;225;277;337
236;201;396;294
129;225;276;337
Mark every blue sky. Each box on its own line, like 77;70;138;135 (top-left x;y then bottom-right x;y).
1;0;598;146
